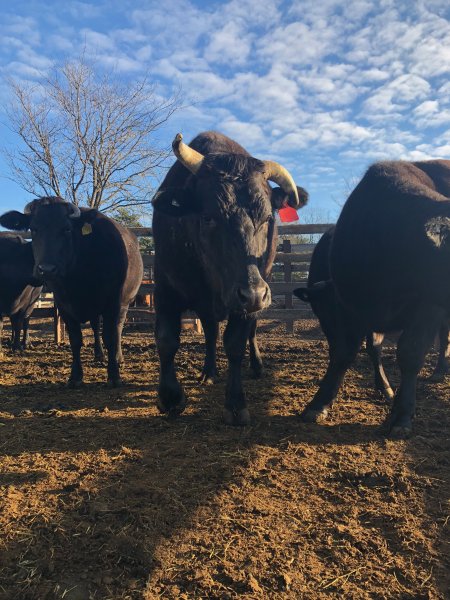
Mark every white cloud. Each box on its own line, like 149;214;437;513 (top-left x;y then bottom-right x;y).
205;21;253;66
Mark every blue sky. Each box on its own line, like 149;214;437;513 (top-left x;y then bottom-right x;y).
1;0;449;223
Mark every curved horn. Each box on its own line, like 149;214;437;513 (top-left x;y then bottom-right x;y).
67;203;81;218
263;161;300;208
24;200;38;214
172;133;205;175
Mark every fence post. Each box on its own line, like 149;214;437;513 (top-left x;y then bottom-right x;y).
282;238;294;333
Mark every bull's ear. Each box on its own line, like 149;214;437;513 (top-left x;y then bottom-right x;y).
78;209;98;224
0;210;30;231
152;186;200;217
271;185;309;209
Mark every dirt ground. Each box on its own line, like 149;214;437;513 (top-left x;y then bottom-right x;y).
0;319;449;600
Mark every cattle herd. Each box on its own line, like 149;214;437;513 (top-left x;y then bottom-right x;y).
0;131;449;438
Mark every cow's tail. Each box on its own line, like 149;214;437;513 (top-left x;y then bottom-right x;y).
293;279;332;303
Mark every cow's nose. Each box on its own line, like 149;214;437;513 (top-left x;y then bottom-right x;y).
237;281;270;313
37;263;58;276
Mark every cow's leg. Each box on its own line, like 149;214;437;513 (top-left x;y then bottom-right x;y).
198;315;218;384
0;317;3;356
223;314;253;426
365;332;394;400
248;318;263;378
389;307;444;437
115;307;127;366
300;325;364;423
22;316;31;350
102;307;127;387
429;321;450;382
155;307;186;415
90;316;105;363
63;315;84;387
10;314;23;352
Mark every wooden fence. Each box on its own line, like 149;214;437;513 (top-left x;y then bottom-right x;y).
34;223;333;340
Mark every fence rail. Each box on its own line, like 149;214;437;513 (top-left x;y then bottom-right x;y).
33;223;333;339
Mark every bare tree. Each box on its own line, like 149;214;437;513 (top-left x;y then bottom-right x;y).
3;58;180;211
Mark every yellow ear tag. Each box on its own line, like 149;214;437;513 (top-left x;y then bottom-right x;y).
82;223;92;236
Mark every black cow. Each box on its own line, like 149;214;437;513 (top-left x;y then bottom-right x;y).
0;232;42;354
294;227;449;399
297;160;450;436
0;197;143;386
294;227;394;400
152;131;308;424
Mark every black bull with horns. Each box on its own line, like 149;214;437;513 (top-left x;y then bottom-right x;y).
152;131;308;425
0;197;143;386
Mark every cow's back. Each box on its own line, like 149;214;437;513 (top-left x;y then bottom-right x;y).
330;160;450;331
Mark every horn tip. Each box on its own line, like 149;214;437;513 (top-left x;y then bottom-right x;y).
172;133;183;147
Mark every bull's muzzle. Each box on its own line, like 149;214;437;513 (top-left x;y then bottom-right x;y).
36;263;58;279
237;280;271;313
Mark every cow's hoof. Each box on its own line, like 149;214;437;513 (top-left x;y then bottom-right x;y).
157;396;187;417
250;362;264;379
385;387;395;400
67;379;83;389
223;407;251;426
379;386;395;401
107;378;123;388
427;371;447;383
94;355;105;365
198;372;216;385
158;381;187;416
388;424;413;439
299;407;328;423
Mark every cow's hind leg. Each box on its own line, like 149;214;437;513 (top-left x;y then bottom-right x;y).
62;313;84;387
155;307;186;415
365;332;394;400
10;313;23;352
429;321;450;382
223;314;253;425
300;325;363;423
198;315;218;384
22;316;31;350
248;318;263;378
102;307;127;387
90;316;105;363
389;306;445;438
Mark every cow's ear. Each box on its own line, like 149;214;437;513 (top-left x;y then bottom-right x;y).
0;210;30;231
77;209;98;224
271;185;309;209
152;186;200;217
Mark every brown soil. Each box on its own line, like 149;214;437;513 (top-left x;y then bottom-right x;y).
0;321;449;600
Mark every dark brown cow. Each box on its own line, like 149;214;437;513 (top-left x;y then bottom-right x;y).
152;131;308;424
0;197;143;386
297;160;450;437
